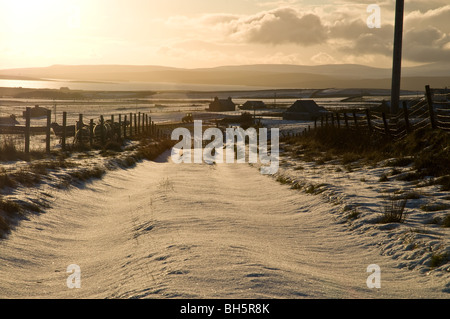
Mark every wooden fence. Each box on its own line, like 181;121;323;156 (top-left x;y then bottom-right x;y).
312;85;450;140
0;109;170;154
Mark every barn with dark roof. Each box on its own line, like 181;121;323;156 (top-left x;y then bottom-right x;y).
240;101;267;110
283;100;329;121
209;97;236;112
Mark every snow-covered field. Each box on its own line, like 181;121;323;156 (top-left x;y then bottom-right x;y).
0;148;448;298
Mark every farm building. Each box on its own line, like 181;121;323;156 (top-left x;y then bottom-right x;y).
209;97;236;112
283;100;329;121
0;115;20;127
240;101;267;110
22;105;49;118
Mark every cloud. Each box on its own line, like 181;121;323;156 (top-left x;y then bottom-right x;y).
403;26;450;62
160;3;449;65
255;0;300;8
405;5;450;33
326;5;450;63
199;13;240;26
226;7;328;45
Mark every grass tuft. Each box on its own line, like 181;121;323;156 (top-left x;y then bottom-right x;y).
430;252;448;268
378;196;407;224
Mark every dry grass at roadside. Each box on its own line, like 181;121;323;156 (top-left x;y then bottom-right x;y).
283;126;450;190
0;137;174;239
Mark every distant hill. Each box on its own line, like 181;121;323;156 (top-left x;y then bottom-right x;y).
0;63;449;91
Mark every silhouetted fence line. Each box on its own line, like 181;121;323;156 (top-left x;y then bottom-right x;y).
0;108;171;155
313;85;450;140
278;85;449;141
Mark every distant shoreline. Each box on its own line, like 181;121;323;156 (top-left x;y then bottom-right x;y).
0;85;420;101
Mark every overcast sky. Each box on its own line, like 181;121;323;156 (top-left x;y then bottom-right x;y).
0;0;449;69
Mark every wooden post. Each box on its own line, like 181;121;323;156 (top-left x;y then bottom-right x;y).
142;112;145;134
134;113;137;135
314;118;317;129
110;114;115;139
100;115;105;145
325;114;329;127
382;112;391;137
62;111;67;151
352;112;358;129
118;114;122;139
123;115;127;139
137;112;141;135
89;119;94;148
344;113;349;129
78;114;83;145
336;112;340;128
331;113;335;127
320;116;324;127
365;109;373;133
402;101;410;133
46;109;51;154
24;107;31;154
129;112;133;137
425;85;436;129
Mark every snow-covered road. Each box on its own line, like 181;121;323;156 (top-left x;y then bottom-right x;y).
0;151;446;298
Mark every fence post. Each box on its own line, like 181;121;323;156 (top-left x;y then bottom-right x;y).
46;109;51;154
382;112;391;137
110;114;115;139
331;113;335;127
352;112;358;129
336;112;340;129
425;85;436;129
89;119;94;147
314;118;317;129
62;111;67;151
320;116;324;127
149;118;153;136
137;112;141;135
344;113;349;129
123;115;127;139
365;109;373;133
118;114;122;139
25;107;30;154
402;101;410;134
100;115;105;145
134;113;137;136
129;112;133;137
78;114;83;145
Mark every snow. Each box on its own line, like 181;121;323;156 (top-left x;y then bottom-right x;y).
0;148;448;298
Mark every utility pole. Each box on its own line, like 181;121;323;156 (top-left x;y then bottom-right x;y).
390;0;405;114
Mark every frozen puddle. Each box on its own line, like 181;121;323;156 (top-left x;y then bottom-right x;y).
0;152;447;298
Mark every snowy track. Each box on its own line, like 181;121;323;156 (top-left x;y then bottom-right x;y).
0;151;447;298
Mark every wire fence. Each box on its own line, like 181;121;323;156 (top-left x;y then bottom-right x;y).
305;85;450;140
0;108;171;155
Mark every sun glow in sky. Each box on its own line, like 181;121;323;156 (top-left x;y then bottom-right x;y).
0;0;449;69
